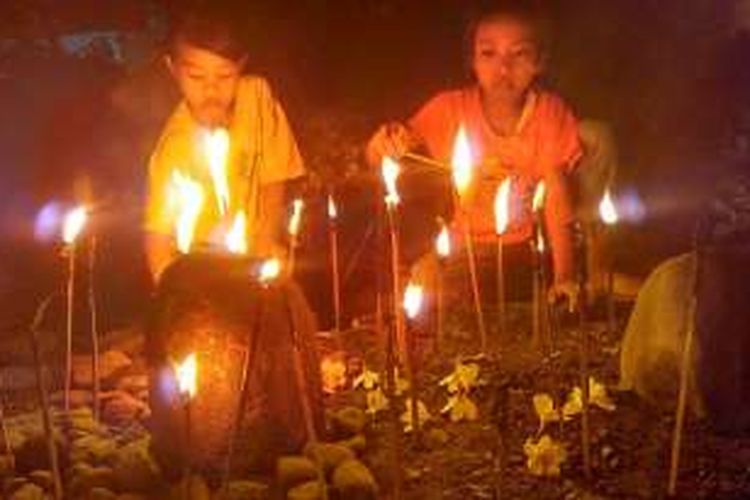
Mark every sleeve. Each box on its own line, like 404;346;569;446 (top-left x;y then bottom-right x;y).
256;79;306;185
144;132;189;236
541;97;583;174
407;92;458;162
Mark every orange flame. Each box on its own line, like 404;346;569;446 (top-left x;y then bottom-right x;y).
175;353;197;399
328;195;337;220
494;177;512;235
169;171;204;254
204;128;231;216
599;189;618;225
225;212;247;254
288;199;304;236
382;156;401;206
258;258;281;283
62;205;87;244
436;224;451;258
451;124;473;198
532;180;546;213
403;283;424;320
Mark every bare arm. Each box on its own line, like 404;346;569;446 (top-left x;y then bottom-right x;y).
254;180;287;258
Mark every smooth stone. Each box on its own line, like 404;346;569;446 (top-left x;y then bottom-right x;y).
303;442;355;475
332;459;377;499
287;480;324;500
276;456;319;490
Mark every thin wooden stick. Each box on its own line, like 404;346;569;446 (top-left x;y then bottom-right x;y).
436;260;445;352
386;207;407;361
329;222;342;331
0;392;14;468
30;294;63;500
497;236;506;338
605;226;616;336
64;245;76;412
87;236;100;421
461;218;487;352
668;253;699;496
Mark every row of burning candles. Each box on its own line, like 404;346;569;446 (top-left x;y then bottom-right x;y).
56;124;619;422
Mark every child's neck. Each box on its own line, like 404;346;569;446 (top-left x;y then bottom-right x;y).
479;89;528;136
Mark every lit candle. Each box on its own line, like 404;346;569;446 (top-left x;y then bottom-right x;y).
62;205;87;412
403;283;424;436
382;157;407;360
175;353;197;493
494;178;512;337
287;199;304;274
450;125;486;352
435;222;451;350
328;193;342;331
530;180;547;349
598;188;618;336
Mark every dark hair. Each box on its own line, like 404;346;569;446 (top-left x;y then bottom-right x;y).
463;0;551;67
168;4;247;61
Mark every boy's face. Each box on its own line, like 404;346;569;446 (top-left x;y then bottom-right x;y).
472;16;542;104
168;42;245;128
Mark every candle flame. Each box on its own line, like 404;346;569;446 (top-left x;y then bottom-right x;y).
599;189;618;225
288;199;304;236
532;180;546;213
382;156;401;206
436;224;451;258
535;225;545;254
175;353;197;399
494;177;512;235
225;212;247;254
259;258;281;283
62;205;87;244
169;171;204;254
403;283;424;320
328;195;337;220
204;128;231;216
451;124;473;198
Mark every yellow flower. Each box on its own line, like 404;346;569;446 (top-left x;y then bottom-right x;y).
562;377;616;419
523;435;566;477
439;361;480;393
441;393;479;422
533;393;560;433
400;399;432;433
365;387;389;415
353;366;380;391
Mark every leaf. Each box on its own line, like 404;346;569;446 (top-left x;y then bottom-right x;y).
532;393;559;433
441;393;479;422
439;361;480;394
523;435;567;477
353;366;379;391
400;399;431;433
365;387;389;416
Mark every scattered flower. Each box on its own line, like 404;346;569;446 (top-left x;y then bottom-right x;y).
524;435;567;477
365;387;389;415
400;399;431;433
353;366;380;391
562;377;616;419
320;353;347;394
441;393;479;422
439;361;480;394
533;393;560;433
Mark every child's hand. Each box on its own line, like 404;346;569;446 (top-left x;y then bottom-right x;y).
366;122;419;165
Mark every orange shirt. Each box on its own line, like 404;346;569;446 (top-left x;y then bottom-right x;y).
145;76;304;253
409;86;581;281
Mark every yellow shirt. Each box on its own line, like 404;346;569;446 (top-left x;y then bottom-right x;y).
145;75;304;251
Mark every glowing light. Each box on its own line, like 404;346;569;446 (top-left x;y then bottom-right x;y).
599;189;619;225
62;205;87;245
532;181;546;213
436;224;451;258
403;283;424;320
451;124;473;198
168;171;204;254
535;225;545;254
258;258;281;283
175;353;197;399
288;199;304;236
328;195;337;220
225;212;247;254
382;156;401;206
203;128;230;216
494;178;512;235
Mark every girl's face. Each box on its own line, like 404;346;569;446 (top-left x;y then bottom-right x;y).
471;16;542;105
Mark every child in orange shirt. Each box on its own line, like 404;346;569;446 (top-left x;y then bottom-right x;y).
367;1;581;306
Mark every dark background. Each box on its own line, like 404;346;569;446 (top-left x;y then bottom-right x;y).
0;0;748;334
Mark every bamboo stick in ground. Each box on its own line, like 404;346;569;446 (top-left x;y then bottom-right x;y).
30;294;63;500
0;395;14;468
87;236;100;422
668;253;699;496
461;219;487;352
64;244;76;412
